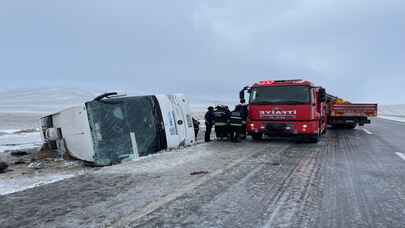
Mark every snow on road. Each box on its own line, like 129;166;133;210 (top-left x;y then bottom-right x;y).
0;142;209;196
379;115;405;123
395;152;405;161
2;119;405;228
362;128;373;135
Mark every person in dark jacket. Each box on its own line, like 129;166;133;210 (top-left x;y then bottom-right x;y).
229;110;243;142
234;99;248;139
192;117;200;139
214;105;231;140
204;106;215;142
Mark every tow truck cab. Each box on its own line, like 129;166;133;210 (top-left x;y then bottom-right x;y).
241;80;327;142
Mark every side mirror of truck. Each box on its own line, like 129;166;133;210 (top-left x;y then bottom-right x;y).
319;88;327;102
240;86;249;101
239;91;244;100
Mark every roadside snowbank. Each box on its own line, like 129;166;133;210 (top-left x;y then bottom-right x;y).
101;144;209;175
379;115;405;123
0;173;76;196
379;104;405;123
379;104;405;116
0;139;208;196
0;156;93;196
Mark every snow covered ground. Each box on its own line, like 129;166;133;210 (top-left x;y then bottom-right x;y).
0;129;42;153
0;88;98;152
0;89;94;195
0;143;208;196
379;115;405;122
0;173;77;196
0;88;235;196
379;104;405;122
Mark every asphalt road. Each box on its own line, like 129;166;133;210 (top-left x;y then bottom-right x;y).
1;118;405;228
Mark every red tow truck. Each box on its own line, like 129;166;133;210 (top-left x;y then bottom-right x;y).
240;80;377;142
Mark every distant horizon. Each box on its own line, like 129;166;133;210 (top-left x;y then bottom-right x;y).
0;87;403;113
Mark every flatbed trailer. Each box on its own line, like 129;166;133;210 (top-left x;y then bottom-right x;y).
327;95;378;128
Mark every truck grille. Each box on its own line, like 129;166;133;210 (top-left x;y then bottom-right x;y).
265;123;293;135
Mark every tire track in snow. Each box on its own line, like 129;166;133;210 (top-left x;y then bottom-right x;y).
112;143;292;227
315;128;405;228
316;130;339;228
262;142;324;228
189;143;320;228
341;130;373;227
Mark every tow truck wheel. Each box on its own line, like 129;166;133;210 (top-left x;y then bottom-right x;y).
346;123;357;129
252;133;263;141
308;133;319;143
309;136;319;143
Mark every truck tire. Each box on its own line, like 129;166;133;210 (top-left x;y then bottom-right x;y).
308;134;319;143
252;133;263;141
346;123;357;129
330;124;338;129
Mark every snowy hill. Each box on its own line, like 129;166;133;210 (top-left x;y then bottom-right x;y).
379;104;405;116
0;88;235;114
0;88;98;152
0;88;97;114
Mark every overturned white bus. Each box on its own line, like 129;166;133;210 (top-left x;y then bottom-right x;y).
40;93;195;166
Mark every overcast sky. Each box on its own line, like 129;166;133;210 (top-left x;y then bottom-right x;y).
1;0;404;104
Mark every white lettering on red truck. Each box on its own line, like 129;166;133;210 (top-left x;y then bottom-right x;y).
259;110;297;119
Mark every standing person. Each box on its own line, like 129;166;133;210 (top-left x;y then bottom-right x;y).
229;110;243;142
192;117;200;140
235;99;248;139
214;105;230;140
204;106;215;142
223;106;232;140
